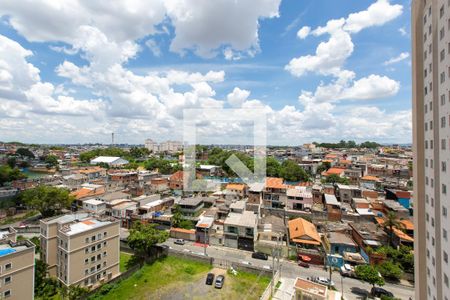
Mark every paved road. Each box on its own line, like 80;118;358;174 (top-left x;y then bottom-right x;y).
162;238;415;300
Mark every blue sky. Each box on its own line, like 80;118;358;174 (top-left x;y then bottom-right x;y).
0;0;412;145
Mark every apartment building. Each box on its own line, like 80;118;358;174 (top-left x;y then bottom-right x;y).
0;240;35;299
40;213;120;288
413;1;450;299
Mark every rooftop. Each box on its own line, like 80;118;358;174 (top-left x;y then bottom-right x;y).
60;217;115;236
224;211;257;228
327;232;356;246
0;240;34;257
294;277;327;297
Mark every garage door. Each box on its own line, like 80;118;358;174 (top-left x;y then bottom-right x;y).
237;237;254;252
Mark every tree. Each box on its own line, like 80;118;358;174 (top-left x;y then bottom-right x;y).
16;148;35;159
323;174;350;185
6;157;16;168
316;161;331;175
0;165;26;186
377;261;403;281
382;212;405;247
31;236;41;254
266;157;281;177
44;155;59;169
355;265;385;287
171;205;184;228
279;160;310;182
127;222;169;262
21;186;74;217
60;285;89;300
129;147;150;158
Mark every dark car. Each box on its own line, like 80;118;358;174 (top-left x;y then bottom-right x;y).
215;275;225;288
252;252;268;260
205;273;215;285
371;287;394;298
298;261;310;268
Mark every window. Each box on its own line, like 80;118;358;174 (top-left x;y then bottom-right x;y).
85;248;89;254
426;122;428;131
443;117;447;128
444;251;449;263
103;251;107;257
443;184;447;194
441;27;445;40
444;229;448;240
104;232;107;237
97;254;101;260
4;290;10;298
91;246;95;252
91;235;96;242
442;49;446;61
4;263;11;271
444;206;448;217
442;161;447;172
85;269;89;275
441;5;445;18
442;139;447;150
97;233;102;240
85;237;89;243
445;274;449;287
442;72;447;83
91;256;95;262
4;277;11;285
84;258;88;265
442;94;446;105
431;120;433;129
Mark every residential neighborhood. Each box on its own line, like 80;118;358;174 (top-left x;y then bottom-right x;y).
0;141;414;299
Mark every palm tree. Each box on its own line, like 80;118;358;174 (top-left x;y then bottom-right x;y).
382;211;405;247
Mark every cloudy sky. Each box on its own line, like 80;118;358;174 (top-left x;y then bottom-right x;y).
0;0;411;145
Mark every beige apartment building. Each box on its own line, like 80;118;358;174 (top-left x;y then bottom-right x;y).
0;240;35;300
413;1;450;299
40;213;120;288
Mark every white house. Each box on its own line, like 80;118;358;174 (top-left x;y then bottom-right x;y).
90;156;129;167
82;199;107;213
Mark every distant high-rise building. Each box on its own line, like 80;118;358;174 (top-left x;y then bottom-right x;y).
412;1;450;299
144;139;182;153
144;139;159;153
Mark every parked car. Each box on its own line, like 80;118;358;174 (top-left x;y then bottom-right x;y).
308;276;335;287
298;255;312;262
298;261;310;268
340;264;357;278
371;287;394;298
215;275;225;289
252;252;268;260
174;239;185;245
205;273;215;285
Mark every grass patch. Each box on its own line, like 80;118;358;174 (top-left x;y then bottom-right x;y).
89;256;211;300
226;270;271;297
119;252;133;273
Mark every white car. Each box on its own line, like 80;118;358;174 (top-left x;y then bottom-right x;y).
310;276;335;287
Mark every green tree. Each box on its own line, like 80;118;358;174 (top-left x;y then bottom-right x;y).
16;148;35;159
316;161;331;175
31;236;41;253
6;157;16;168
377;261;403;281
266;157;281;177
60;285;89;300
127;222;169;262
355;265;385;287
44;155;59;169
0;165;26;186
171;205;183;228
279;160;309;182
323;174;350;185
21;186;74;217
382;212;405;247
129;147;150;158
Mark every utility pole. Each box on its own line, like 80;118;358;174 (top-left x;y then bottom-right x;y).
271;247;275;297
341;275;344;300
204;227;208;256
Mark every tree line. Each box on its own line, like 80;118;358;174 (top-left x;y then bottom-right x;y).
313;140;380;149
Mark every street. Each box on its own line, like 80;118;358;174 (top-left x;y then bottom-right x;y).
162;238;415;300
